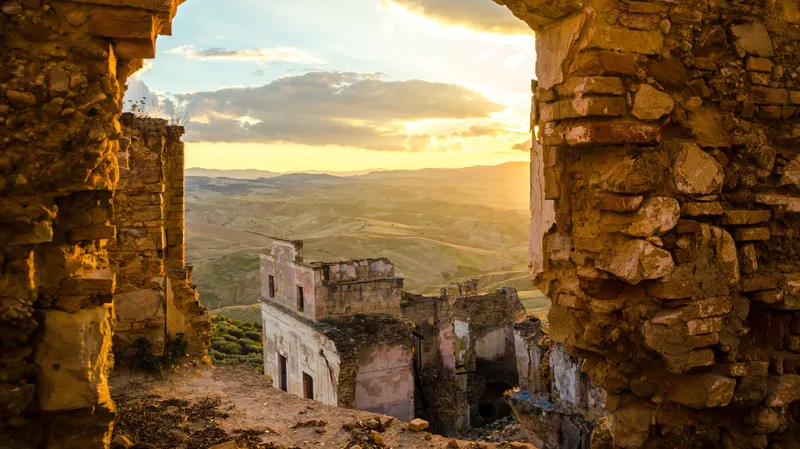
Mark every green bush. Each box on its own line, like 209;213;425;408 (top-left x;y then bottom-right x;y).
211;340;241;354
244;331;261;342
132;337;161;373
223;334;239;343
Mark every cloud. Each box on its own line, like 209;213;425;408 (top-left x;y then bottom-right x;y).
512;139;531;151
454;123;508;138
161;71;512;151
386;0;530;34
165;45;325;65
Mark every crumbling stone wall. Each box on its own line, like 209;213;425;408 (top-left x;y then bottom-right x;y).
111;114;209;359
1;0;183;446
510;318;605;449
401;281;525;435
495;0;800;446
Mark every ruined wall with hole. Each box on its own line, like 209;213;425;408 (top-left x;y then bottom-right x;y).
497;0;800;446
401;281;525;435
111;114;210;360
1;0;184;446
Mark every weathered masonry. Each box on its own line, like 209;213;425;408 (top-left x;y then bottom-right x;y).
260;239;415;420
111;114;210;359
3;0;800;447
509;318;606;449
1;1;188;447
402;281;525;436
496;0;800;447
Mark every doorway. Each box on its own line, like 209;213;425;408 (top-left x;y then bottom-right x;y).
278;353;288;392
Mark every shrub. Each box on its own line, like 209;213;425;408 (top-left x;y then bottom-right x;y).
132;337;161;373
244;331;261;342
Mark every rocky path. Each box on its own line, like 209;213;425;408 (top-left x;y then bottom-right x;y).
110;364;536;449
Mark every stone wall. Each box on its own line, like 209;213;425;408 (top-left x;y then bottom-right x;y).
401;282;525;435
510;319;606;449
495;0;800;446
1;0;183;446
111;114;209;359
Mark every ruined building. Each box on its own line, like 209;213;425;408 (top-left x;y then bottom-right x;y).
259;239;415;421
3;0;800;447
510;318;606;449
402;281;525;436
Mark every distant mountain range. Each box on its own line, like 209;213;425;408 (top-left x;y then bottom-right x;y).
186;161;528;182
185;167;382;179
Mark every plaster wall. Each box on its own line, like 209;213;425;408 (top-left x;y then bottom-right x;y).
354;345;415;421
261;303;340;406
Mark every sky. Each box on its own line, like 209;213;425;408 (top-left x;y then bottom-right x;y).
124;0;536;172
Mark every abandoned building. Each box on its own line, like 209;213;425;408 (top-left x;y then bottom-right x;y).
259;238;415;421
402;280;525;436
4;0;800;447
260;239;528;435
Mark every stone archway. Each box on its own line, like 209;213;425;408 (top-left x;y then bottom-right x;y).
2;0;800;447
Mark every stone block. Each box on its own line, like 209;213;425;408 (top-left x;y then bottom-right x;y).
555;76;624;96
721;210;771;225
560;121;661;146
742;276;778;292
750;290;783;304
609;401;651;448
596;193;644;212
408;418;429;431
580;26;664;55
751;86;788;105
632;85;675;120
89;7;156;40
686;317;723;335
729;22;775;57
617;196;680;237
754;193;800;211
712;363;748;377
681;202;723;216
596;239;674;284
666;374;736;409
690;296;732;318
764;374;800;407
688;349;715;368
569;50;638;76
673;144;724;195
34;306;113;411
732;227;771;241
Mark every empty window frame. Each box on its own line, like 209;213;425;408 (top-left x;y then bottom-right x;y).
268;275;275;298
297;286;305;312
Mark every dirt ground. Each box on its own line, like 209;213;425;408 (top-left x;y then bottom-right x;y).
110;363;536;449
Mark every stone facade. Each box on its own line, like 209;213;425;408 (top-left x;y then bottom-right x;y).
111;114;210;359
260;238;415;421
402;281;525;435
494;0;800;446
1;0;184;447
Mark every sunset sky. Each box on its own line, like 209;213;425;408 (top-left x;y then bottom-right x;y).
124;0;536;172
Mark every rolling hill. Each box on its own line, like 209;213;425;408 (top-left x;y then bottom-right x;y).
185;162;541;314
